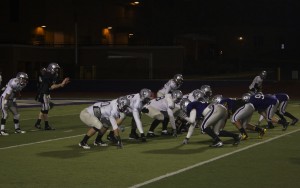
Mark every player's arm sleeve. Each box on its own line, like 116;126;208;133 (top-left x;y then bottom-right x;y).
184;109;197;124
133;109;144;134
167;108;176;129
109;116;119;131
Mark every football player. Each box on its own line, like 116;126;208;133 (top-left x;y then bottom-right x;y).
143;90;183;137
0;72;28;135
34;62;70;130
249;70;267;94
157;74;183;97
257;93;298;126
106;88;153;142
78;96;130;149
180;97;241;147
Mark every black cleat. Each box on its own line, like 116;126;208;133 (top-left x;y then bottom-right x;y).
45;126;55;130
35;124;41;129
233;134;242;146
282;121;289;131
146;132;157;137
291;118;299;126
129;132;140;140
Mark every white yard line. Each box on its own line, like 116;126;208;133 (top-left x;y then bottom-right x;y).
0;134;84;150
129;128;300;188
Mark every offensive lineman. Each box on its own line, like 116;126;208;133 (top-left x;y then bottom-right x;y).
78;96;130;149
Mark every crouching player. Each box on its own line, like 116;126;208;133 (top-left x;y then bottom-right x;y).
78;96;130;149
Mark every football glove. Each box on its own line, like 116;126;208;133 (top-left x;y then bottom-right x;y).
182;137;189;145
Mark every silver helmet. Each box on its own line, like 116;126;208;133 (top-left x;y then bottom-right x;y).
16;72;29;86
171;90;183;102
241;93;251;102
140;88;152;101
180;98;191;112
260;70;267;79
117;96;130;112
47;62;60;74
211;94;223;104
173;74;183;85
200;85;212;98
192;89;205;101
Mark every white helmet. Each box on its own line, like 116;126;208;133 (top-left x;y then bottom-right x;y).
117;96;130;112
47;62;60;74
16;72;29;86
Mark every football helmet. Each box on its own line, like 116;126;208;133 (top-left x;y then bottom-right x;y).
140;88;152;100
192;89;205;101
172;90;183;102
180;98;191;112
47;62;60;74
16;72;29;86
241;93;251;102
117;96;130;112
211;94;223;104
201;85;212;98
260;70;267;79
173;74;183;85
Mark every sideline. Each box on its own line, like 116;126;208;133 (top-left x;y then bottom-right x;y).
129;128;300;188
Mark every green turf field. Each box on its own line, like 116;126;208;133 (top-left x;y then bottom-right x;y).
0;102;299;188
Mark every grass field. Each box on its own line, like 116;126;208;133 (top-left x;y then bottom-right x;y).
0;101;300;188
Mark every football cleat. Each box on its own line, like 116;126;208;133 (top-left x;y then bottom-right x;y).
15;128;26;134
291;118;299;126
45;126;55;131
78;142;90;149
241;133;249;140
146;132;157;137
233;134;242;146
129;132;140;140
35;124;42;129
161;130;171;136
94;140;108;147
282;121;289;131
210;141;223;148
0;130;9;136
258;128;266;139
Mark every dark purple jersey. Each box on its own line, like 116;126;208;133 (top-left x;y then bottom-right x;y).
249;94;278;111
220;98;245;115
186;101;210;118
274;93;289;102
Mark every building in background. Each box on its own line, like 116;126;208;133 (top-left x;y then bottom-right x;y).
0;0;299;81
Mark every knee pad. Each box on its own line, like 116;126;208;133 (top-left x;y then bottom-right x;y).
93;127;99;132
13;114;20;120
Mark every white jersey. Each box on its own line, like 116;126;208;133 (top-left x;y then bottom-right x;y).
144;94;176;129
1;78;25;100
249;75;263;90
157;79;180;97
146;94;174;111
86;99;121;130
125;93;145;134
